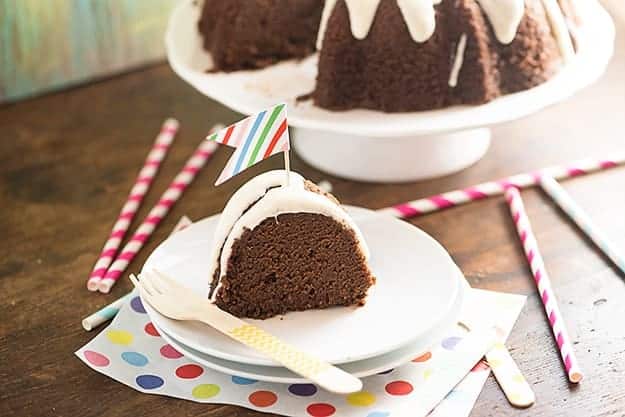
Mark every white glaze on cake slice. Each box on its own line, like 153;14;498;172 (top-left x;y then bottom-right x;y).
449;33;468;87
208;170;370;302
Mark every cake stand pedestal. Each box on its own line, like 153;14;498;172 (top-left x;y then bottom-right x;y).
166;0;614;183
293;127;491;182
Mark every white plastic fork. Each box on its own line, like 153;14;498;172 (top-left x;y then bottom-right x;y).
129;269;363;394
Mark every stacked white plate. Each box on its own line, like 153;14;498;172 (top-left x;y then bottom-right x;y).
141;207;466;383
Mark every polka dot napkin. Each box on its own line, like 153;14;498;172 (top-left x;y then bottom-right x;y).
76;289;525;417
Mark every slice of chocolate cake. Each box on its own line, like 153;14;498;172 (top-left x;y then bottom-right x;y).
208;170;376;319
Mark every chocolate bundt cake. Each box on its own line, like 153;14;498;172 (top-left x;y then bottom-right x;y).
207;171;376;319
197;0;580;112
198;0;323;71
313;0;578;112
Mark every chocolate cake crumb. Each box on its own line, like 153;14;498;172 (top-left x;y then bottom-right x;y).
215;213;376;319
208;185;286;299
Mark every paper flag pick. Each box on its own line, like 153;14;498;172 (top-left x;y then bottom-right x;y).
209;103;289;185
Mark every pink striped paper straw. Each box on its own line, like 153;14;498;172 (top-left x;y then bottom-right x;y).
87;118;179;291
97;126;222;293
505;187;583;383
82;216;193;331
380;154;625;219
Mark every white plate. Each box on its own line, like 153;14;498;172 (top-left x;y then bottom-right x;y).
165;0;614;137
151;270;464;384
142;206;461;366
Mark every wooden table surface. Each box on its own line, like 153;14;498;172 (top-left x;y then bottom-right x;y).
2;20;624;417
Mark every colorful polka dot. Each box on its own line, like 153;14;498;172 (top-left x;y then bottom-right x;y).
366;412;390;417
121;351;148;367
441;336;462;350
144;322;160;337
307;403;336;417
412;351;432;362
377;369;393;375
136;374;164;390
288;383;317;396
84;350;110;367
471;360;490;372
106;329;133;345
385;380;413;396
192;383;220;399
231;376;257;385
249;390;277;407
130;296;146;313
160;344;183;359
346;391;376;407
176;364;204;379
423;369;433;380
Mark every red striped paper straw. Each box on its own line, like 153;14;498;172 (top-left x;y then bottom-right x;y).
505;187;583;383
97;126;222;293
87;118;179;291
380;154;625;219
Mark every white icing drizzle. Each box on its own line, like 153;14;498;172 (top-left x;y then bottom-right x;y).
396;0;437;42
344;0;382;40
208;171;370;302
475;0;525;44
316;0;338;49
540;0;576;64
448;33;468;88
317;0;572;47
319;0;439;47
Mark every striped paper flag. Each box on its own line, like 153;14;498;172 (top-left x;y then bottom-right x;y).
209;103;290;185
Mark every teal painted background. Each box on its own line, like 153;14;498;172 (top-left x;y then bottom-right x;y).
0;0;178;103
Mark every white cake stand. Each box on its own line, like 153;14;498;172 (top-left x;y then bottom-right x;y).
166;1;614;182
